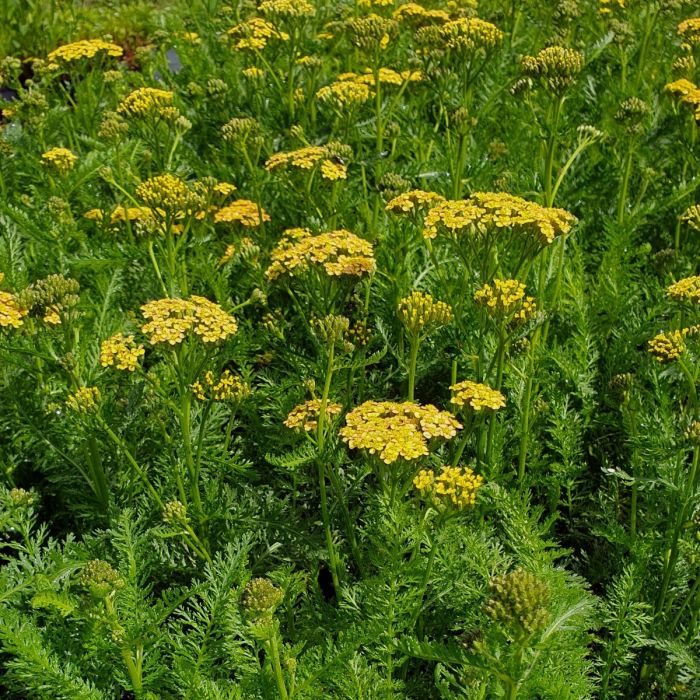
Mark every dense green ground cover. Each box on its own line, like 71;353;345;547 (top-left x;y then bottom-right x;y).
0;0;699;697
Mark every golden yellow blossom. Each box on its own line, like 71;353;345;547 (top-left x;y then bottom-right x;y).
259;0;315;19
66;387;101;414
450;380;506;412
266;229;375;280
317;77;373;108
341;401;461;464
386;189;445;215
398;291;453;335
265;144;350;180
0;287;27;329
47;39;122;64
414;465;484;508
668;276;700;304
214;200;270;227
521;46;584;92
117;87;174;119
227;17;289;51
423;192;576;246
41;148;77;175
474;279;536;321
192;370;250;401
100;333;145;371
141;296;238;345
284;399;343;431
648;329;691;363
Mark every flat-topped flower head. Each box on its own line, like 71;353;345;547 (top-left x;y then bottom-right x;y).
414;465;484;509
41;148;77;175
450;380;506;412
284;399;343;431
393;3;450;26
265;143;351;181
0;275;27;329
228;17;289;51
266;229;375;281
423;192;576;246
648;328;692;363
136;174;201;214
340;400;461;464
668;276;700;304
259;0;315;20
317;77;373;108
214;200;270;227
386;189;446;215
117;87;174;119
474;279;537;322
192;370;250;401
140;296;238;345
47;39;122;64
398;291;453;335
100;333;145;371
678;17;700;47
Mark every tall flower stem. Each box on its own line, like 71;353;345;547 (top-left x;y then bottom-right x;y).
407;334;420;402
316;342;342;593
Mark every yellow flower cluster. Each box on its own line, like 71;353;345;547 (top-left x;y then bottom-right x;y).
47;39;122;64
265;145;348;181
266;229;375;281
392;3;450;25
212;182;237;197
136;174;198;214
259;0;315;19
317;76;374;108
340;400;462;464
450;380;506;412
0;275;27;329
667;276;700;304
214;200;271;227
678;18;700;47
521;46;585;92
100;333;145;371
117;87;175;119
414;465;484;508
398;291;453;335
284;399;343;431
66;386;101;414
439;17;504;54
665;78;700;120
192;370;250;401
227;17;289;51
423;192;576;246
648;328;691;363
474;279;536;321
141;296;238;345
386;189;446;215
339;68;422;87
41;148;77;175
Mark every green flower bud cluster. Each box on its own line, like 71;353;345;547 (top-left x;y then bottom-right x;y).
163;499;188;524
242;578;283;618
615;97;650;135
521;46;584;93
485;569;550;639
17;274;80;323
78;559;125;600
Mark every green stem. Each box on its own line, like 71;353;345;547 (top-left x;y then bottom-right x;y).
267;634;289;700
617;147;634;226
407;335;420;402
317;342;342;593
